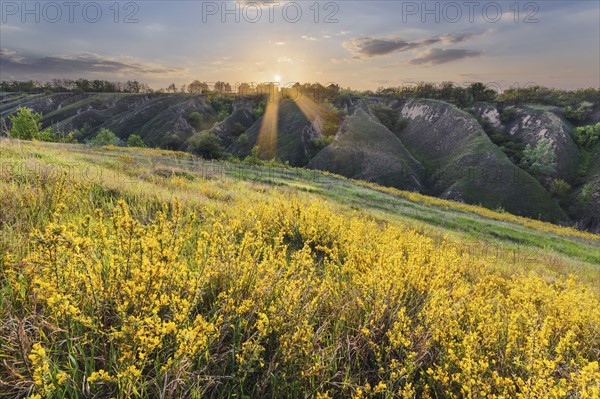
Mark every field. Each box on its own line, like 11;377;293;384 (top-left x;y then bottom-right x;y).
1;139;599;399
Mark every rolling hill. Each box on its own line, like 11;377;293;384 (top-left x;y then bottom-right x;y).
1;91;599;231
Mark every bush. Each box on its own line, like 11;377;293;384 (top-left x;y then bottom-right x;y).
549;179;571;198
233;122;246;135
188;112;203;130
237;133;249;145
314;135;334;151
520;138;557;175
254;103;265;119
186;131;226;159
578;183;594;206
91;128;120;146
243;145;264;165
500;106;517;124
161;133;184;150
127;134;146;148
396;116;409;132
8;107;42;140
218;110;229;121
577;149;594;177
574;123;600;148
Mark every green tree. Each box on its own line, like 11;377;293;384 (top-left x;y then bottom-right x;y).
520;138;557;175
91;128;120;146
186;131;226;159
127;134;146;148
8;107;42;140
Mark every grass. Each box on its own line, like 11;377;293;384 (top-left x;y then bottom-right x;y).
1;139;599;399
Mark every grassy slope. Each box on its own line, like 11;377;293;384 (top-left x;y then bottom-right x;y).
2;140;598;287
2;139;599;398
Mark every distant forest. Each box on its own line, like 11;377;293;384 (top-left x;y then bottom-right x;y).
2;79;598;122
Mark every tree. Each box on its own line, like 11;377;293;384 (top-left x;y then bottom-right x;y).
186;131;226;159
127;134;146;148
188;80;209;94
8;107;42;140
214;81;232;93
91;128;120;146
520;138;557;175
167;83;177;93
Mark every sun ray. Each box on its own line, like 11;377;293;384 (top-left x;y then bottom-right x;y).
257;88;280;159
288;88;325;135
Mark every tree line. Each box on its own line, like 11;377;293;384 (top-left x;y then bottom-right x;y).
0;79;152;94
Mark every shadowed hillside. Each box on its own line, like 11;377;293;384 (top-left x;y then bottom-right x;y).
397;99;568;222
308;104;424;191
229;99;325;166
472;102;580;181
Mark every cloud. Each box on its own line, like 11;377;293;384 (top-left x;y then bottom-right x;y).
0;49;184;78
343;37;419;57
0;24;23;32
277;56;293;64
440;32;479;44
409;48;483;66
0;48;25;63
344;31;487;58
301;35;318;41
275;41;285;46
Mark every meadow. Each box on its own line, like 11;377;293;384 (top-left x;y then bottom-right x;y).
1;139;599;398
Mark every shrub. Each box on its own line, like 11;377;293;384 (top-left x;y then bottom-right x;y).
574;123;600;148
254;103;265;119
127;134;146;148
578;183;594;206
8;107;42;140
233;122;246;135
314;135;334;151
186;131;226;159
577;149;593;177
188;111;203;130
396;116;409;131
520;138;557;175
91;128;120;146
243;145;264;165
500;106;518;124
217;109;229;121
237;132;249;145
549;179;571;198
161;132;184;150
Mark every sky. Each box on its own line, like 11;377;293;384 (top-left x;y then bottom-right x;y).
1;0;599;90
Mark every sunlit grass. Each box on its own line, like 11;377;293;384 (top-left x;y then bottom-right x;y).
1;139;599;398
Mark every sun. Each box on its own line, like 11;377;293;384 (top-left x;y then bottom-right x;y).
274;75;281;83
